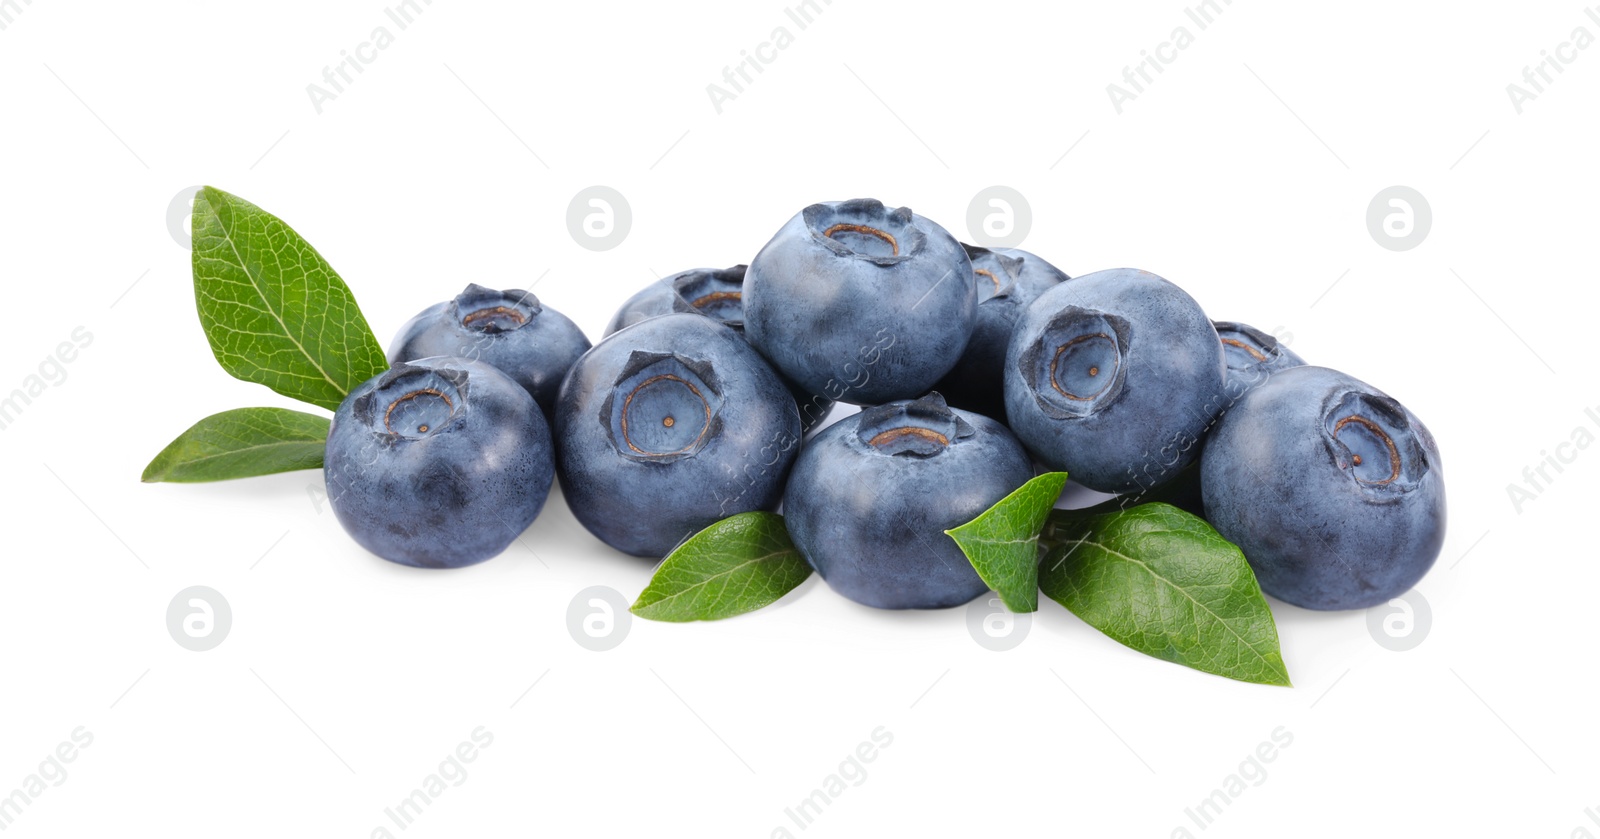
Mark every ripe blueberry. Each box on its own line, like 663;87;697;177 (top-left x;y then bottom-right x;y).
1214;320;1305;396
554;314;801;557
1005;268;1226;493
606;265;834;432
744;198;975;405
934;244;1070;419
389;283;590;420
324;357;554;569
784;393;1034;609
1202;366;1446;610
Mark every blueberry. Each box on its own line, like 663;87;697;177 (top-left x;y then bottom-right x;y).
1213;320;1305;395
1005;268;1226;493
554;313;802;557
324;357;554;569
1079;460;1208;520
606;265;834;433
389;284;591;420
1201;366;1446;610
783;393;1034;609
933;245;1070;419
606;265;749;335
744;198;976;405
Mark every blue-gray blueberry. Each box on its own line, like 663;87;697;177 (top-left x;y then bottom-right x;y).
554;313;801;557
1214;320;1305;396
1201;366;1446;610
744;199;975;405
606;265;833;433
934;244;1070;419
1005;268;1226;493
389;284;590;419
783;393;1033;609
325;357;554;568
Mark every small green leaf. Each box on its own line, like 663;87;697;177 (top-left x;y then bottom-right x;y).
1039;503;1291;686
631;512;813;622
143;407;330;483
192;186;388;411
945;471;1068;613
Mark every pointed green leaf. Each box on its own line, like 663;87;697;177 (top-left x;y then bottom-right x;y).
191;186;387;411
631;512;813;622
143;407;330;483
945;471;1068;613
1040;503;1291;686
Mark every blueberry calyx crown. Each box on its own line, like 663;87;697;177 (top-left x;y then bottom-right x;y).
1321;389;1429;495
670;266;747;330
352;362;470;442
603;350;724;462
961;244;1024;303
803;198;928;264
1021;307;1130;419
452;284;542;335
855;392;974;458
1214;321;1289;370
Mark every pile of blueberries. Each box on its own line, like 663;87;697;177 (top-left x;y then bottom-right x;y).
326;198;1446;612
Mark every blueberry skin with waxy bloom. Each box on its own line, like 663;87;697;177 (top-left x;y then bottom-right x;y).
1202;366;1446;611
389;284;591;420
605;265;834;433
1213;320;1305;396
744;198;976;405
324;357;555;569
555;314;802;558
934;244;1071;419
605;265;750;336
783;393;1034;610
1005;268;1226;494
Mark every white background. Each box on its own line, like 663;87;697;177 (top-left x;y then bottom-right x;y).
2;1;1596;836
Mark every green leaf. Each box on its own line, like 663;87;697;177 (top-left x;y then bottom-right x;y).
631;512;813;622
143;407;330;483
1039;503;1291;686
945;471;1068;613
191;186;387;411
